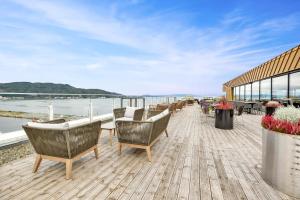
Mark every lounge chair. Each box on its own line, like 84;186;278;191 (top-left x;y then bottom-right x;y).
176;101;184;111
23;117;105;179
113;107;144;121
115;109;171;161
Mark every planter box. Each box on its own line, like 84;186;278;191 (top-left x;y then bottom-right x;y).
215;109;233;130
262;128;300;198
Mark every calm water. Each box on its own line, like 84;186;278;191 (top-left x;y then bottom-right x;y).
0;97;179;133
0;117;29;133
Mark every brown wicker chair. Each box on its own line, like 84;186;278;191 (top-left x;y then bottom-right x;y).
147;109;164;118
176;101;184;111
156;104;169;111
187;99;195;105
115;111;171;161
113;107;144;121
23;119;101;179
169;103;177;113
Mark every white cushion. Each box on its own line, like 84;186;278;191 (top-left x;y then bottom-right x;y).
115;117;133;121
93;113;113;122
147;113;163;122
161;109;169;116
124;107;136;118
27;122;69;130
147;109;169;122
67;118;90;128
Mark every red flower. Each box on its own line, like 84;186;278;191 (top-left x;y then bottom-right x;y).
216;97;233;110
261;115;300;135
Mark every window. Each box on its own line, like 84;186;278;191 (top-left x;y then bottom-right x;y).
252;81;259;101
234;87;239;100
245;84;251;101
260;78;271;100
272;75;288;99
289;71;300;99
240;85;245;101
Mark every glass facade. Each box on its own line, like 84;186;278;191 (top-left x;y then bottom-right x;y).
260;78;271;100
272;75;288;99
245;84;251;101
289;72;300;99
252;81;259;101
235;87;240;100
240;85;245;101
231;71;300;102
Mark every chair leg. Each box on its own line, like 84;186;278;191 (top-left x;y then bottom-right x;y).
109;129;113;146
33;154;42;173
118;143;122;155
65;159;73;180
94;146;99;159
146;146;152;162
165;129;169;137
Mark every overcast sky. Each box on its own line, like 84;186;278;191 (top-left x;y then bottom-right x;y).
0;0;299;95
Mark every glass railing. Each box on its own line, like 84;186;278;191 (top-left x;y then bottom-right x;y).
0;94;180;133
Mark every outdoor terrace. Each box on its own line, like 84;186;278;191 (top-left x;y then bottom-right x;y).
0;105;297;200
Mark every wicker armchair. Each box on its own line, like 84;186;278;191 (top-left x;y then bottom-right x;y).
176;101;184;111
23;119;101;179
187;99;195;105
115;110;171;161
156;104;169;111
113;107;144;121
169;102;177;113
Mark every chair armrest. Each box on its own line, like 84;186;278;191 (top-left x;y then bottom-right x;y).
67;121;101;158
150;113;171;143
115;120;153;145
42;118;66;124
133;108;144;121
113;108;126;119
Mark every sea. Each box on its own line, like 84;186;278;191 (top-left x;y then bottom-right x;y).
0;97;181;133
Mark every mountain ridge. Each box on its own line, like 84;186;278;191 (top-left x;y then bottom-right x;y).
0;82;120;95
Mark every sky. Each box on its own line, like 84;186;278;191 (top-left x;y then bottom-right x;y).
0;0;299;96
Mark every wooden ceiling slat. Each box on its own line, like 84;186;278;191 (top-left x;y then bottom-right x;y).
275;54;286;75
256;64;264;80
262;61;271;79
290;47;300;71
224;44;300;88
281;50;293;74
286;48;298;71
269;58;278;77
256;65;263;80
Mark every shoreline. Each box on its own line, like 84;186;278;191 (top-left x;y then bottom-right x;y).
0;110;78;120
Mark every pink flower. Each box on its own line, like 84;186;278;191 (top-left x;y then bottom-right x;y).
261;115;300;135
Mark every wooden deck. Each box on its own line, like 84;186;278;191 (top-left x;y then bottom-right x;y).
0;105;298;200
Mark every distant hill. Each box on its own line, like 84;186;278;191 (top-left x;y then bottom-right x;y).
0;82;121;95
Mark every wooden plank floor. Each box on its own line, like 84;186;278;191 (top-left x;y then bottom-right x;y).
0;105;298;200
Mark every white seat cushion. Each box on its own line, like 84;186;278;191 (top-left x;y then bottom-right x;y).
124;107;137;118
147;113;163;122
161;109;169;116
93;113;113;122
67;118;90;128
115;117;133;121
27;122;69;130
147;109;169;122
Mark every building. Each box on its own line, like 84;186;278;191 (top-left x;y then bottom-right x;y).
223;44;300;102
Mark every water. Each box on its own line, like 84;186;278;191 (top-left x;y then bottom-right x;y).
0;117;30;133
0;97;180;133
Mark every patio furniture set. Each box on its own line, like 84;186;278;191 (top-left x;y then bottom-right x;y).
22;106;172;179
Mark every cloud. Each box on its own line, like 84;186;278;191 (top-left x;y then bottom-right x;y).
1;0;300;95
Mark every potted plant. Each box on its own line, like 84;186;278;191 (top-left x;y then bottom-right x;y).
265;100;281;116
261;106;300;198
215;97;234;130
